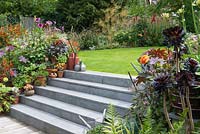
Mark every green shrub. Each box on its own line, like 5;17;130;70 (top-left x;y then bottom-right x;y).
78;30;99;50
0;87;14;113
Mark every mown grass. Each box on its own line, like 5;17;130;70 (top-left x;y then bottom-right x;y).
79;47;160;76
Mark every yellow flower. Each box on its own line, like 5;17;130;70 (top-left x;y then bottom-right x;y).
177;8;184;14
161;13;170;18
3;77;8;82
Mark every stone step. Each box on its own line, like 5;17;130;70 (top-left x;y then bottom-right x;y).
35;86;131;116
20;95;103;126
10;104;87;134
48;78;133;102
64;70;132;87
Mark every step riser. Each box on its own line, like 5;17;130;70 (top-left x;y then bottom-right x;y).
20;96;98;127
10;109;75;134
35;88;128;116
64;71;131;87
48;79;133;102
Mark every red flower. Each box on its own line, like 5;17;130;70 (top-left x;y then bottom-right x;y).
151;15;156;23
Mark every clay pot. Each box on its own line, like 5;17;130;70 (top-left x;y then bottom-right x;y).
67;53;79;70
13;96;20;104
49;73;57;78
57;71;64;78
35;76;46;86
46;69;58;76
24;90;35;96
63;64;67;70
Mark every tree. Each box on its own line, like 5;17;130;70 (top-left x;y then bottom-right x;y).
55;0;112;32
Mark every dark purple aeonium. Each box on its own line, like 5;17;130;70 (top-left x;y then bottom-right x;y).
163;26;185;48
176;70;194;87
184;58;199;73
153;73;172;93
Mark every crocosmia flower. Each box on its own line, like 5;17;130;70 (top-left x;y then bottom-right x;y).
139;55;150;64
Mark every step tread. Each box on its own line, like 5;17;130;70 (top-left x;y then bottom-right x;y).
50;78;132;94
22;95;103;122
11;104;87;134
66;70;130;79
37;86;131;109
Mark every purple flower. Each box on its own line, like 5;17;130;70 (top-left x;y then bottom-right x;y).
0;50;5;57
61;26;64;32
19;56;28;63
6;45;15;51
37;23;44;28
35;18;41;23
46;21;53;26
149;57;164;65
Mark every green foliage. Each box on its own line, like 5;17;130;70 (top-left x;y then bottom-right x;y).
103;105;123;134
56;0;111;32
114;18;169;47
0;87;14;113
78;30;99;50
155;0;200;33
12;74;32;88
0;0;57;18
127;0;155;16
57;54;68;63
87;124;105;134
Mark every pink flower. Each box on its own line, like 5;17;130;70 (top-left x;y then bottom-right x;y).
35;18;41;23
46;21;53;26
37;23;44;28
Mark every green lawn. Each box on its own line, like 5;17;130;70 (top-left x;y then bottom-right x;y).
79;47;158;75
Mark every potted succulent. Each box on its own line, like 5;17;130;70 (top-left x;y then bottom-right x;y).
23;84;35;96
56;63;65;78
10;87;20;104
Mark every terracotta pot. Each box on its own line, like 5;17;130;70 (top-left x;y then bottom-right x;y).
57;71;64;78
50;56;57;64
35;76;46;86
13;96;20;104
49;73;57;78
24;90;35;96
63;64;67;70
67;53;79;70
46;69;58;76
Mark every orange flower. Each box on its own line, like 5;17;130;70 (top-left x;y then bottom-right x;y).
139;55;150;64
